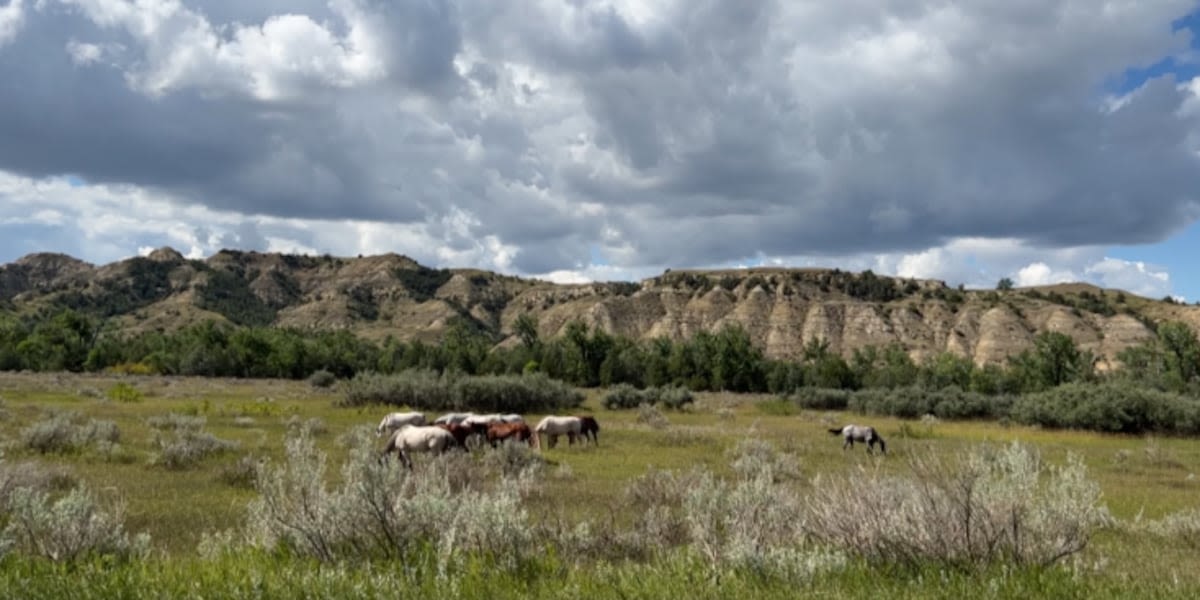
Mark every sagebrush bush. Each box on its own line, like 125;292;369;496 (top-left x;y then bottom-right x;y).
603;383;643;410
0;458;77;507
605;384;695;411
619;441;843;579
804;442;1109;567
1144;508;1200;549
247;428;538;569
21;412;120;454
636;403;669;429
151;429;238;470
307;369;337;389
146;413;206;431
651;385;694;410
1;486;149;562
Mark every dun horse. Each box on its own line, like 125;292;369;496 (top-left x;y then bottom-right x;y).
829;424;887;455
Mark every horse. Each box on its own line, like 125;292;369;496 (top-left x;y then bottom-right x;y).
829;424;887;455
381;425;456;469
486;422;533;447
434;412;474;426
533;416;583;449
375;411;427;436
577;415;600;445
435;422;475;452
499;413;525;424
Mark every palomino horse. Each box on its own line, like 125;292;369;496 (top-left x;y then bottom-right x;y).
829;424;887;455
485;422;533;447
376;411;427;436
381;424;456;469
533;416;583;449
577;415;600;445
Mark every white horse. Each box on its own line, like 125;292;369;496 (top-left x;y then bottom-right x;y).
533;416;583;449
829;424;887;455
499;413;525;424
463;413;503;428
375;411;427;436
381;425;456;469
433;412;474;426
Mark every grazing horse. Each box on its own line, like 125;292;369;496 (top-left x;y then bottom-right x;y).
434;412;474;426
486;422;533;447
577;415;600;445
829;424;887;455
533;416;583;449
435;422;475;451
375;411;427;436
381;425;456;469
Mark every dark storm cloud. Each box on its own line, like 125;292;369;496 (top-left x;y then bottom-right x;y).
1;0;1199;278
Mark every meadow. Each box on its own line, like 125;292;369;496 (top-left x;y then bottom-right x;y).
1;372;1199;598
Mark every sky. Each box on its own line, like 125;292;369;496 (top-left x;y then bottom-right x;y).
2;1;1200;301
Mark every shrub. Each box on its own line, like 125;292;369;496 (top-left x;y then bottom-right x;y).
146;412;236;469
1011;382;1200;435
1144;508;1200;549
307;369;337;389
151;429;238;470
604;384;694;411
247;429;536;570
105;382;143;403
603;383;643;410
804;442;1109;567
340;371;583;413
650;385;694;410
1;486;149;562
637;403;669;429
789;388;849;411
218;455;262;489
21;413;120;454
0;460;76;507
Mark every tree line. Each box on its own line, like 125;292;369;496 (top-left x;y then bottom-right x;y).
3;308;1200;397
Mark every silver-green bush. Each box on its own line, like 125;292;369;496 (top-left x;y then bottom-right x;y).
1;486;149;562
804;441;1109;567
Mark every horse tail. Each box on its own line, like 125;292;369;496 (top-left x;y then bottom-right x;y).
828;427;844;435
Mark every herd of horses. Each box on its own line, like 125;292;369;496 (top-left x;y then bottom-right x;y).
377;411;601;469
376;409;885;469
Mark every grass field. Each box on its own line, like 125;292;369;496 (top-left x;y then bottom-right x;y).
1;372;1199;597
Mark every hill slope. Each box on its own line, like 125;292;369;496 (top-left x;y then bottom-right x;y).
3;249;1197;370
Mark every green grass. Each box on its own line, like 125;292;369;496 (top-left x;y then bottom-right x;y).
2;373;1200;594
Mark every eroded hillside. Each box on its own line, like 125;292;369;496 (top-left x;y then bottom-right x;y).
3;249;1197;369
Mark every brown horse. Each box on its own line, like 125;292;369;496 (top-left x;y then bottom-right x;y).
577;415;600;445
486;422;533;447
436;422;475;451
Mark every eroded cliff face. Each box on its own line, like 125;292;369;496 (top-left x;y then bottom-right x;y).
0;251;1180;367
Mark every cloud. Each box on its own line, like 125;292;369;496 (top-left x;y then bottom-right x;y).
0;1;1198;297
0;0;23;47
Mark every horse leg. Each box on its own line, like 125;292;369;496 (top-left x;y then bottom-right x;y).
568;432;577;446
843;437;852;451
400;449;413;471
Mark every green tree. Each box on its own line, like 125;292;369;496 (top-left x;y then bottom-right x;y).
997;277;1015;291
